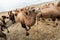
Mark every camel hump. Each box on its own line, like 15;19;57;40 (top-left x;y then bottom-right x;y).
57;1;60;7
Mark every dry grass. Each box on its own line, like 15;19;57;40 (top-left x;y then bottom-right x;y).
0;8;60;40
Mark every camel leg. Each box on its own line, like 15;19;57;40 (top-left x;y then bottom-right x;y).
29;26;31;30
36;17;39;25
35;19;39;25
6;28;9;33
21;23;28;31
36;14;41;25
4;27;9;33
52;21;57;27
26;31;29;36
2;25;9;33
54;20;58;26
52;18;57;27
55;19;58;26
35;16;41;26
0;33;7;40
21;23;29;36
2;20;6;25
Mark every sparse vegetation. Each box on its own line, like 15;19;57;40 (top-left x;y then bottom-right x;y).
0;1;60;40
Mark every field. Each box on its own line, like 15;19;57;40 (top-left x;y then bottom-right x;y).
0;5;60;40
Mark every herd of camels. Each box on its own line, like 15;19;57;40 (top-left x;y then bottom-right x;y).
0;1;60;40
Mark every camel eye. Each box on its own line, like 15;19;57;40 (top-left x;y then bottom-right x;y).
32;9;35;12
15;14;17;16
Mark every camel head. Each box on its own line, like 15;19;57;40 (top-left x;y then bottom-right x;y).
30;7;40;14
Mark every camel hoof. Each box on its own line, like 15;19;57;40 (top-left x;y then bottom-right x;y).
7;30;9;33
26;33;29;36
56;23;58;26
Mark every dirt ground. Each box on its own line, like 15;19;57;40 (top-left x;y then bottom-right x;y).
0;10;60;40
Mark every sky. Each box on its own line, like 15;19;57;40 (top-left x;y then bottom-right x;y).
0;0;56;12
